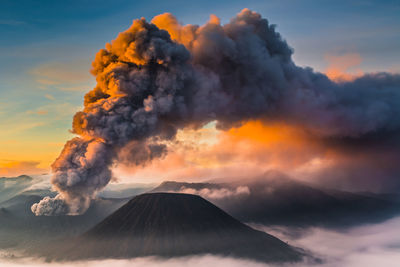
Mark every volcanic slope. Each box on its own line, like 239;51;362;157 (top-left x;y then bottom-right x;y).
62;193;304;263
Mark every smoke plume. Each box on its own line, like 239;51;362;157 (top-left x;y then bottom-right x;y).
32;9;400;215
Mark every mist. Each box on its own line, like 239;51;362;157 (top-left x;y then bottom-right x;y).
253;216;400;267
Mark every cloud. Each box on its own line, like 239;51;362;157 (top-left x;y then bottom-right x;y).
26;110;49;116
254;216;400;267
0;102;79;137
324;52;363;82
0;101;80;177
23;174;52;191
174;186;250;200
0;160;45;176
116;119;400;193
0;122;46;135
292;144;400;192
29;59;93;91
114;121;321;183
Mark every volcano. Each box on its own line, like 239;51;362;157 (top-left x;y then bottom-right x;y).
61;193;304;263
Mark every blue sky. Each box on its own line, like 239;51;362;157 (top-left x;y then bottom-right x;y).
0;0;399;173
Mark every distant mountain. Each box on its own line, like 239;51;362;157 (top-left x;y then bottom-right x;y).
0;178;158;252
98;183;155;198
0;178;161;254
0;175;35;203
57;193;304;263
0;175;32;182
151;176;400;228
0;192;130;251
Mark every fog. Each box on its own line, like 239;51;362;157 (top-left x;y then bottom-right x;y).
253;216;400;267
2;217;400;267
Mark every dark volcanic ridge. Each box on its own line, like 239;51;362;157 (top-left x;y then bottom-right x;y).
151;178;400;228
53;193;306;263
0;192;129;251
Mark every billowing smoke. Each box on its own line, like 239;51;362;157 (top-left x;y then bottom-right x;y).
32;9;400;215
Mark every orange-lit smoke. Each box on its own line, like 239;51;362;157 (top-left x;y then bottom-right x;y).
151;13;221;51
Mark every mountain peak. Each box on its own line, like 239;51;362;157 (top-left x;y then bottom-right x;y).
61;193;304;263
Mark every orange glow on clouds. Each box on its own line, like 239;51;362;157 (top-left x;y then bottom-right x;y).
0;160;45;176
325;52;363;82
227;120;305;146
114;120;329;183
0;139;66;176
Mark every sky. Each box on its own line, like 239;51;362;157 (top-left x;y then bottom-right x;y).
1;0;400;177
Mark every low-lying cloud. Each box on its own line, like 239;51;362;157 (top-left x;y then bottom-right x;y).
177;185;250;200
253;216;400;267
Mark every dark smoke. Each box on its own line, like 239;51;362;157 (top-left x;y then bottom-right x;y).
32;9;400;215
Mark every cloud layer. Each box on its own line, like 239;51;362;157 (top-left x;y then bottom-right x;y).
254;216;400;267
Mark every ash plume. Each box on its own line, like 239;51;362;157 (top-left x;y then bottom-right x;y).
32;9;400;215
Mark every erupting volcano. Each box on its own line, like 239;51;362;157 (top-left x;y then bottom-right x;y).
31;9;400;216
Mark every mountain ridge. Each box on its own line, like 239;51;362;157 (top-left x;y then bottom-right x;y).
151;178;400;227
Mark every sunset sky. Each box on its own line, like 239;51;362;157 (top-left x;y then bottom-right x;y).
1;0;400;177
